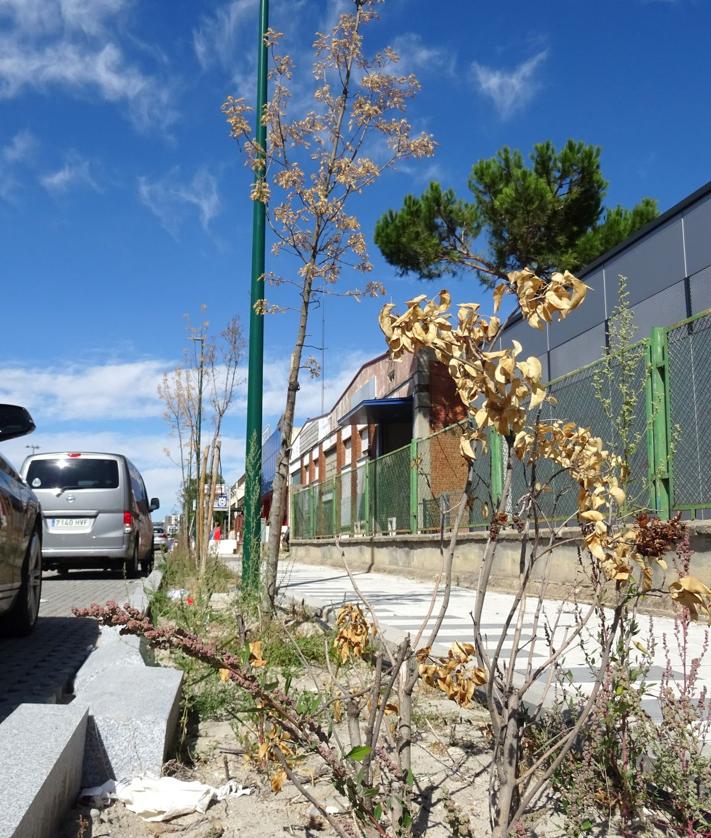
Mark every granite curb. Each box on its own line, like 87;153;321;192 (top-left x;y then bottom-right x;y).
0;563;183;836
0;704;89;838
72;563;184;787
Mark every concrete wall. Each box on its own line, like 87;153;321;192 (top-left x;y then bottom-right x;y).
291;524;711;612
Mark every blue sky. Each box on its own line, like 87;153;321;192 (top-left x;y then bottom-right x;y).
1;0;710;510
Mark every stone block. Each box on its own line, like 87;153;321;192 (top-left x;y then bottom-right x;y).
79;665;183;786
0;703;88;838
73;635;145;692
128;566;164;613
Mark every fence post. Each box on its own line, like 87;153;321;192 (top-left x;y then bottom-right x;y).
309;485;315;538
409;438;419;534
489;429;504;508
648;327;671;518
364;459;372;535
332;476;338;537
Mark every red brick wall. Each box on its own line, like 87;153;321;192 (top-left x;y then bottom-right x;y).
318;445;326;481
429;360;466;432
428;360;468;522
350;431;361;519
367;424;377;458
352;429;362;462
429;425;468;501
336;430;344;473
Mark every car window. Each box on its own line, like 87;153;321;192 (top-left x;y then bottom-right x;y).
127;460;150;514
0;453;20;480
27;458;119;490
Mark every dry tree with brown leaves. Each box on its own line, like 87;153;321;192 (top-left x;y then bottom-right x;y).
158;313;243;569
221;0;435;612
378;265;711;835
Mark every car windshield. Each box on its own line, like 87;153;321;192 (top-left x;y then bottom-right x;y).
27;458;119;490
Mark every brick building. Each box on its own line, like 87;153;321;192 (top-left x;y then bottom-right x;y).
288;349;466;532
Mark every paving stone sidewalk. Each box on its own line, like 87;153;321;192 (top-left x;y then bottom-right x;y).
275;559;711;720
0;570;143;722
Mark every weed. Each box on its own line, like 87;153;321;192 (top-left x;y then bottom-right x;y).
443;792;475;837
538;539;711;834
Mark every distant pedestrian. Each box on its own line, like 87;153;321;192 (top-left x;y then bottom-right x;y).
213;525;222;542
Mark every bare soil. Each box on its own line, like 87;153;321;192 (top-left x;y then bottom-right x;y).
58;589;569;838
59;692;572;838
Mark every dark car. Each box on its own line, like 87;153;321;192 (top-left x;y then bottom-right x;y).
0;404;42;635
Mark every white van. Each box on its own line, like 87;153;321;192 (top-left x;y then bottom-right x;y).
21;451;159;577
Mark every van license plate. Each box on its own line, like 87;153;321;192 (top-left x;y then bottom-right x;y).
51;518;89;529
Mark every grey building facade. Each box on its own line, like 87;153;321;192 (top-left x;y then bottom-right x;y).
500;180;711;381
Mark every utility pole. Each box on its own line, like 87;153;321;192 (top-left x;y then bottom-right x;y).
25;444;40;455
242;0;269;590
321;296;325;414
191;333;206;562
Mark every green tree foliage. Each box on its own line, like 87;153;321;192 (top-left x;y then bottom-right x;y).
373;182;481;280
375;140;658;286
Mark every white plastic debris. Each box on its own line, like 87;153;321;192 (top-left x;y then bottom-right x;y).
166;588;190;601
80;775;252;822
81;780;117;809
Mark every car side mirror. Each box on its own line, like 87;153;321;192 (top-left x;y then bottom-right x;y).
149;497;160;512
0;404;36;442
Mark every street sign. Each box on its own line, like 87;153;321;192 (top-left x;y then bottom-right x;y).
214;495;228;510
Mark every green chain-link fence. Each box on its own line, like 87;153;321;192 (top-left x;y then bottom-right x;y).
290;309;711;539
509;340;650;523
667;311;711;515
371;445;411;534
416;422;492;532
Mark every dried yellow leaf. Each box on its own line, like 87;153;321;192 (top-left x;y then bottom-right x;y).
271;769;286;793
609;486;626;505
493;283;507;313
579;510;605;522
249;641;267;668
460;435;477;461
669;576;711;621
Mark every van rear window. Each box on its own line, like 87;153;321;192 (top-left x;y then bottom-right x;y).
27;459;120;490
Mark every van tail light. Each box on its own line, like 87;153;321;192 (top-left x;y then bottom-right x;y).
123;511;132;533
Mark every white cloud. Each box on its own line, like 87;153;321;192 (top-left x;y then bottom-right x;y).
2;128;37;163
0;0;174;132
40;153;100;193
398;159;445;185
0;359;169;421
2;430;184;512
192;0;321;107
471;49;548;119
138;167;221;238
231;351;373;424
0;0;132;37
390;33;455;77
0;129;37;202
193;0;258;72
0;355;248;509
58;0;133;36
0;349;368;506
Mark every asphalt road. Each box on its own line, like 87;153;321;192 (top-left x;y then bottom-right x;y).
0;569;141;722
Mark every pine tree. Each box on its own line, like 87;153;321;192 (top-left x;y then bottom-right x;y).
375;139;658;287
